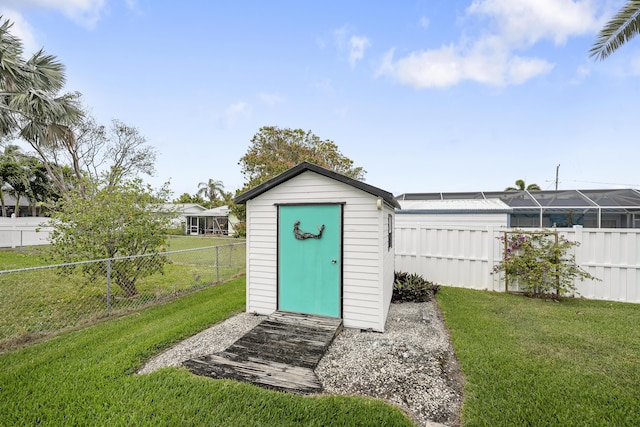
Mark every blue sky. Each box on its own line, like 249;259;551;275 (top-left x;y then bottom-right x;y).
1;0;638;197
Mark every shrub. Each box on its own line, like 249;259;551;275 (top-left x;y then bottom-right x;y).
48;178;173;297
492;230;598;298
233;222;246;238
393;271;440;303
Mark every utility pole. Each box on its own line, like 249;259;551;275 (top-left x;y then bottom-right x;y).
555;164;560;191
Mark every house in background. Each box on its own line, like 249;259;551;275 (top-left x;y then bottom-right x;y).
397;189;640;228
195;205;239;236
158;203;207;233
1;194;46;217
159;203;239;235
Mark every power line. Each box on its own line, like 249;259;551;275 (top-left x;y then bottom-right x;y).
563;179;640;188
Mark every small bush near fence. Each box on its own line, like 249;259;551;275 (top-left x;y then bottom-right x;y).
492;230;598;298
393;271;440;303
0;241;245;351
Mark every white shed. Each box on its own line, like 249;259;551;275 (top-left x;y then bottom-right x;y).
235;162;401;332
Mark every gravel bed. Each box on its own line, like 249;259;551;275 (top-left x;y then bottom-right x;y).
137;301;464;427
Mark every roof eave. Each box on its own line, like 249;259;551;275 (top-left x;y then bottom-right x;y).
234;162;401;209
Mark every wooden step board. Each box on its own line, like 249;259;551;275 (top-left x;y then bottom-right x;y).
183;311;343;394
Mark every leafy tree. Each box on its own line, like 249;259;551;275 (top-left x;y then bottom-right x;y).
48;178;173;297
591;1;640;60
0;144;22;216
220;189;235;207
238;126;366;189
492;230;598;297
0;16;82;168
197;179;225;208
505;179;541;191
0;145;25;215
173;192;206;205
28;102;156;198
234;126;366;222
24;157;56;216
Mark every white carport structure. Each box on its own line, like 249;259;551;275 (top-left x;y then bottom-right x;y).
396;199;512;228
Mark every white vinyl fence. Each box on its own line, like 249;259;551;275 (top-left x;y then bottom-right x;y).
395;224;640;304
0;216;52;248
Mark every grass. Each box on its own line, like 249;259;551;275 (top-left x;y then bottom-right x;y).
0;245;50;268
437;287;640;426
0;241;246;350
0;277;412;426
166;235;244;251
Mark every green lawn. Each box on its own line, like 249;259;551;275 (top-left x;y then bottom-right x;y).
0;242;246;350
165;235;244;251
437;287;640;426
0;277;412;426
0;245;50;268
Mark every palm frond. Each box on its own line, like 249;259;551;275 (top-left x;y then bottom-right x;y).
591;0;640;60
26;49;66;92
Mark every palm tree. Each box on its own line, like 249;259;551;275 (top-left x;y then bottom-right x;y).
197;179;225;208
590;1;640;60
505;179;541;191
0;16;82;196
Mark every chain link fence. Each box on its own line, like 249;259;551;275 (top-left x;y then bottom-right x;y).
0;241;245;351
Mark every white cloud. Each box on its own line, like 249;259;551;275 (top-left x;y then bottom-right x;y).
419;16;430;29
313;77;335;95
0;9;38;53
332;26;371;68
506;56;555;84
223;101;250;125
468;0;600;46
380;45;554;88
348;36;370;68
259;92;284;107
570;64;591;84
334;106;348;119
378;0;602;88
1;0;106;28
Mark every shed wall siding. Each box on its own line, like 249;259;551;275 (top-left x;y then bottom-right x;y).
244;171;386;330
382;204;395;326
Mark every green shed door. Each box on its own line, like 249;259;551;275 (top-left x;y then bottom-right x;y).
278;204;341;317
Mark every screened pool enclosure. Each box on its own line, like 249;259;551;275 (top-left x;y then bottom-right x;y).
397;189;640;228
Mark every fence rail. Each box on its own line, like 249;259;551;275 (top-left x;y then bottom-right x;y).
0;216;52;248
395;225;640;304
0;241;246;351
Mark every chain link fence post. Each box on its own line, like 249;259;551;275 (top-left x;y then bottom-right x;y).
106;259;112;315
215;246;220;282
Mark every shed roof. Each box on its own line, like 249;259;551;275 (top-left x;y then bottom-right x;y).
235;162;401;209
397;198;512;214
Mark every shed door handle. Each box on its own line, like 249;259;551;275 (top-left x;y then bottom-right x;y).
331;259;337;264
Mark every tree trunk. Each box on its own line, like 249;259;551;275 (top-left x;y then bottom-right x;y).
114;270;139;297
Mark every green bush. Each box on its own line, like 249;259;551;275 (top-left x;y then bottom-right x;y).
233;222;246;238
492;230;598;298
393;271;440;303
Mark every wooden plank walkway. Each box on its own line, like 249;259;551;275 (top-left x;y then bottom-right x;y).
183;311;343;394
